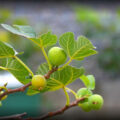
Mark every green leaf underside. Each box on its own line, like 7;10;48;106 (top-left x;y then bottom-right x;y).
59;32;97;60
1;58;31;84
80;75;95;90
0;41;31;84
27;63;84;95
1;24;57;47
0;41;15;58
27;86;40;96
1;24;36;38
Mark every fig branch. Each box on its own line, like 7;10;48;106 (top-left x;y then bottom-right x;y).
27;97;86;120
41;47;52;70
0;112;27;120
0;82;31;100
0;67;58;100
0;97;86;120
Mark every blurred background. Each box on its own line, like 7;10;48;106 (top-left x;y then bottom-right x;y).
0;0;120;119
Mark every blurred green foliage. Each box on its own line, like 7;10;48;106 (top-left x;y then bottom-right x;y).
0;9;48;115
0;9;33;62
0;9;11;23
75;6;120;77
0;9;49;67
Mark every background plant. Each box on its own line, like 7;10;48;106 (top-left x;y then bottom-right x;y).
0;24;103;119
75;6;120;77
0;9;49;65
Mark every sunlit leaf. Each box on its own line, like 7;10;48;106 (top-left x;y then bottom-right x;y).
59;32;97;60
1;24;36;38
0;41;15;58
31;32;57;47
1;57;31;84
1;24;57;48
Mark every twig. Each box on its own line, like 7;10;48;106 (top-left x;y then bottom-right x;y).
28;97;85;120
0;112;27;120
0;82;31;100
0;83;8;92
0;67;58;100
0;67;59;120
0;88;2;92
44;67;58;79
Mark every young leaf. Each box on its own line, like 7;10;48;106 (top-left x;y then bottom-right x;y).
80;75;89;88
80;75;95;90
32;32;57;47
87;75;95;90
1;57;31;84
59;32;97;60
1;24;36;38
0;41;15;58
37;63;84;93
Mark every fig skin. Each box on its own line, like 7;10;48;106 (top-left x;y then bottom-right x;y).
77;88;92;98
80;102;92;112
32;75;46;90
88;94;104;110
48;47;67;66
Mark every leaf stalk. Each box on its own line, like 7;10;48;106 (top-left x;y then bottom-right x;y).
63;86;70;106
65;87;78;99
58;58;72;71
41;47;52;70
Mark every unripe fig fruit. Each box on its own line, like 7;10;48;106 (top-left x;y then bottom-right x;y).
0;91;7;101
88;94;103;110
77;88;92;98
32;75;46;90
48;47;67;66
80;102;92;112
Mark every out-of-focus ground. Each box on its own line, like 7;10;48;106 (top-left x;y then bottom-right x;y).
0;1;120;119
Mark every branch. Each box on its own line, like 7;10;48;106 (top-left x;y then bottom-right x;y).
28;97;85;120
0;66;85;120
0;112;27;120
0;67;58;100
44;67;58;79
0;82;31;100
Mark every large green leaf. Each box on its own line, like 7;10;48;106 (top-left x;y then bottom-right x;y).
75;7;99;24
31;32;57;47
1;24;36;38
59;32;97;60
80;75;95;90
1;24;57;47
27;63;84;95
0;41;15;58
1;57;31;84
0;41;32;84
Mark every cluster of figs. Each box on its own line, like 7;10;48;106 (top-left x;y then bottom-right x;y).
31;47;103;112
